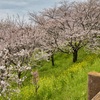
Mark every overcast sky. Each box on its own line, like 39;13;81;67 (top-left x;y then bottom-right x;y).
0;0;86;20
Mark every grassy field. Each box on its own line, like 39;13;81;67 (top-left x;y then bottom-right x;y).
1;49;100;100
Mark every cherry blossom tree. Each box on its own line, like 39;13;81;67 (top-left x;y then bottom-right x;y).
29;14;59;66
0;15;52;99
86;0;100;53
29;0;100;62
0;16;36;99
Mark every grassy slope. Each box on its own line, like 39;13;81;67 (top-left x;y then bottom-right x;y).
2;49;100;100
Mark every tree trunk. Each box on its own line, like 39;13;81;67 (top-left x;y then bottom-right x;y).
18;71;21;79
51;54;55;66
18;71;21;87
73;50;78;62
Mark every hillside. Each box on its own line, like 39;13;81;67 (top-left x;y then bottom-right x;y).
1;49;100;100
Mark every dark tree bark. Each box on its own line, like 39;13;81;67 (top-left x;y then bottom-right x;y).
18;71;21;79
73;49;78;62
51;54;55;66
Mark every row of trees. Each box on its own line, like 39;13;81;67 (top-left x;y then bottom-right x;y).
29;0;100;64
0;0;100;99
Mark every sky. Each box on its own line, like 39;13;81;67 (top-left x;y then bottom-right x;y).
0;0;86;20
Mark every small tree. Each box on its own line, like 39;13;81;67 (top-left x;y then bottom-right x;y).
29;14;58;66
31;71;39;95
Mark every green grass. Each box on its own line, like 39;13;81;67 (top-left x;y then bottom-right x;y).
0;49;100;100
